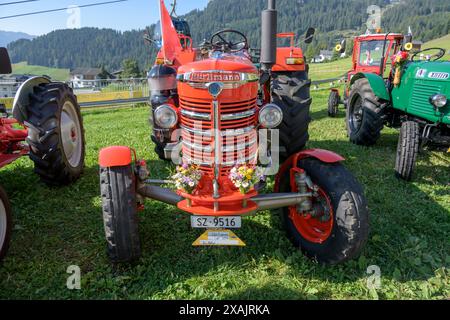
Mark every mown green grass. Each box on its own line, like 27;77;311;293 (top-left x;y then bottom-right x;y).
12;62;70;81
0;90;448;300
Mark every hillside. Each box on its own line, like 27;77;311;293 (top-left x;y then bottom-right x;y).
0;30;35;47
6;0;450;71
12;62;70;81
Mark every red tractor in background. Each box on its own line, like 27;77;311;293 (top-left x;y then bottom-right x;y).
99;0;369;265
0;48;85;262
328;32;407;117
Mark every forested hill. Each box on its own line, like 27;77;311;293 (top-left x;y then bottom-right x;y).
7;0;450;71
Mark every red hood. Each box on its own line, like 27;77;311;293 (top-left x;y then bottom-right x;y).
178;53;257;74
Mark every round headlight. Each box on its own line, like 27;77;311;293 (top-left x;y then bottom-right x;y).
430;94;447;108
259;104;283;129
154;105;178;129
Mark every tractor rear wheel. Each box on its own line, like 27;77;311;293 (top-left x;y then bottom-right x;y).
26;82;85;186
100;164;142;263
346;78;384;146
272;71;312;161
0;186;12;262
278;158;369;264
395;121;420;181
328;90;340;117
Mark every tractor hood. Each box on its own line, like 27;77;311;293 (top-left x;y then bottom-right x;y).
178;53;258;76
408;61;450;84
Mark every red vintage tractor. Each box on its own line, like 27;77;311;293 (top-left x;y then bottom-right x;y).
99;0;369;265
0;47;85;261
328;32;406;117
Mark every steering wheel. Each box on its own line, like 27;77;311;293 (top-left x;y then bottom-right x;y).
411;48;446;62
210;29;249;53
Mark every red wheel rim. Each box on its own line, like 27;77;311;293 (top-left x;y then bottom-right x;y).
289;187;334;244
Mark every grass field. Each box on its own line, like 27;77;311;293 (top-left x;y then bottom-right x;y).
0;90;448;300
12;62;70;81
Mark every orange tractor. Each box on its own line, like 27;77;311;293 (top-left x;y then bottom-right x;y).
99;0;369;265
328;32;407;117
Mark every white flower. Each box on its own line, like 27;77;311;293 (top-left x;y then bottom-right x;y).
242;181;249;188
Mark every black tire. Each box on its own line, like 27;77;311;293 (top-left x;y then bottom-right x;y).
346;78;384;146
151;135;168;161
100;164;141;263
395;121;420;181
328;90;340;117
0;186;12;262
272;71;312;161
278;158;369;264
26;82;85;186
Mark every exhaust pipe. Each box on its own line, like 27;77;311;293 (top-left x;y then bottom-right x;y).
260;0;278;71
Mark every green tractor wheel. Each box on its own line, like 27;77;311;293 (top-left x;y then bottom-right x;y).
395;121;420;181
346;78;384;146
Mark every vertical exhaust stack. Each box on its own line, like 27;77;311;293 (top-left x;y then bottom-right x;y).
260;0;278;71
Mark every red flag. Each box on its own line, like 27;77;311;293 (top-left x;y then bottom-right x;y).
159;0;182;63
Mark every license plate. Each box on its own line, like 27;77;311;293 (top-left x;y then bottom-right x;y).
191;216;241;229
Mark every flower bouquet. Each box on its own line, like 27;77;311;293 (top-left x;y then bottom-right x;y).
172;163;203;195
391;51;409;87
229;165;265;195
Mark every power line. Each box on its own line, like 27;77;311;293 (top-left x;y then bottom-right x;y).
0;0;129;20
0;0;40;6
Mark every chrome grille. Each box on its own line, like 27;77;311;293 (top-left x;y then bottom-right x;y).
180;97;258;175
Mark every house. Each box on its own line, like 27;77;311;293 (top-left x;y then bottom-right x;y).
0;74;31;98
70;68;113;89
311;50;334;63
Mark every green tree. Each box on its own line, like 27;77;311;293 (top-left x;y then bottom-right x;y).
121;58;141;79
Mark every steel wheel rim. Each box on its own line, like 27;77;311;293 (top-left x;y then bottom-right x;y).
0;198;7;252
61;101;82;168
289;188;334;244
350;94;363;132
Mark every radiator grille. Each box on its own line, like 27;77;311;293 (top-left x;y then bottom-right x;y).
410;83;442;118
180;97;258;175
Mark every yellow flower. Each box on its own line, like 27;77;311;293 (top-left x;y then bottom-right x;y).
247;169;254;175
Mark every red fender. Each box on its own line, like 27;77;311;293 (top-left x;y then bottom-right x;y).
274;149;345;192
99;146;133;168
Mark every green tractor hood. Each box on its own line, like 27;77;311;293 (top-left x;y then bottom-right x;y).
392;61;450;124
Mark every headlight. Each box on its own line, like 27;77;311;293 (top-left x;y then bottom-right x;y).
430;94;448;108
154;105;178;129
259;104;283;129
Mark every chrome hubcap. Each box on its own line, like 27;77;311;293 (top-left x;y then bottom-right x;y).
0;199;7;252
61;101;82;167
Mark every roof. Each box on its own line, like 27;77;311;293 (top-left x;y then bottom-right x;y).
357;33;403;40
70;68;102;76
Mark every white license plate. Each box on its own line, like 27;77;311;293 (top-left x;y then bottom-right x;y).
191;216;242;229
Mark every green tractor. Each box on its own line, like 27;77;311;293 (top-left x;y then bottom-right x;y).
347;45;449;181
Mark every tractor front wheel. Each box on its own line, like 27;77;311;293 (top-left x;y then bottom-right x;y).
395;121;420;181
346;78;384;146
26;82;85;186
328;90;340;117
0;186;12;262
100;164;142;263
278;158;369;264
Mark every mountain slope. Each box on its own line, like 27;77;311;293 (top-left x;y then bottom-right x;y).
0;30;35;47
